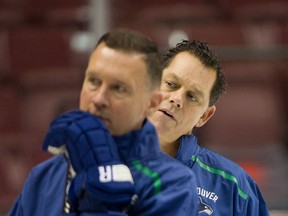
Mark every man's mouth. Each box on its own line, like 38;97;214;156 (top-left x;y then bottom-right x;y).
159;109;175;119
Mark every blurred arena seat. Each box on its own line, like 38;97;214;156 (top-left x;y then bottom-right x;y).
231;1;288;22
0;30;10;76
0;0;27;27
0;79;21;133
201;61;283;149
24;0;88;27
8;27;71;75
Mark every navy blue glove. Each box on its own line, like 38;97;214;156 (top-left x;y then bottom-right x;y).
42;110;136;213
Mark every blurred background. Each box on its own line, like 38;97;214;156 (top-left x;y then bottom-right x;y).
0;0;287;215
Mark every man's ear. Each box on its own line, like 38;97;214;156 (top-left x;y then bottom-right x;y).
196;105;216;128
145;91;163;117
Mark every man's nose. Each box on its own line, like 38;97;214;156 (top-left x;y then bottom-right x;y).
169;93;183;109
92;87;109;109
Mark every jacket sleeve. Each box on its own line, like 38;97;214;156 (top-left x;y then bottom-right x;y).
243;176;270;216
131;171;198;216
151;179;198;216
7;196;23;216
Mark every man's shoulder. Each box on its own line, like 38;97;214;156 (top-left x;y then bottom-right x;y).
28;155;68;183
197;147;244;172
11;155;68;215
193;147;251;181
134;151;195;182
193;147;262;197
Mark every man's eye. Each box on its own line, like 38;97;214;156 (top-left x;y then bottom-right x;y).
88;76;100;85
165;81;176;88
187;94;197;102
112;85;126;93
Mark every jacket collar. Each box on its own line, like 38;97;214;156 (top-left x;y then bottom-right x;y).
175;135;199;162
113;119;161;161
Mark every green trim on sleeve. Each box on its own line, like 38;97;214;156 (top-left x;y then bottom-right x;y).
191;155;248;200
132;160;161;195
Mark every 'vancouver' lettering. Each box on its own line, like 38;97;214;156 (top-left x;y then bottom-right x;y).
197;187;218;203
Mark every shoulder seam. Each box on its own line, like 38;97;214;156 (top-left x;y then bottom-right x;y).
191;155;248;200
132;160;161;195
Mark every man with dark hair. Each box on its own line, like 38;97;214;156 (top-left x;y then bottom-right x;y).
149;40;269;215
8;30;198;215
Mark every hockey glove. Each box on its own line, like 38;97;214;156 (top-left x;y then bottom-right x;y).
42;110;136;212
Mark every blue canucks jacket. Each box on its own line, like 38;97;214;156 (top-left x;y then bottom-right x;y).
176;135;270;216
8;120;198;216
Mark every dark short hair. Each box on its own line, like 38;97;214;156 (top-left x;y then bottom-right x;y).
96;28;163;89
163;40;226;106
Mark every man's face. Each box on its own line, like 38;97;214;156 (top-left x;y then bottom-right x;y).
80;43;154;135
149;51;216;143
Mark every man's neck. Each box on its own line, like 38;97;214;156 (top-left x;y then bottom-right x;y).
159;138;180;158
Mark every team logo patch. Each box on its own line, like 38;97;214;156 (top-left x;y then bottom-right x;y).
198;196;213;215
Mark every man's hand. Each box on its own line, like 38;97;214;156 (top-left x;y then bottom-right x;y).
42;110;136;212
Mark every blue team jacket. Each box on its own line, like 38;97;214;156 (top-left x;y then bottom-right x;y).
8;121;198;216
176;135;270;216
